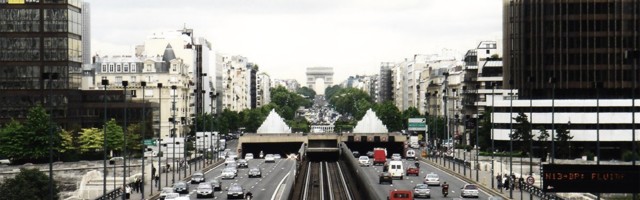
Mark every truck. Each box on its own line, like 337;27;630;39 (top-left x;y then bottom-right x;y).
409;136;419;149
373;147;387;165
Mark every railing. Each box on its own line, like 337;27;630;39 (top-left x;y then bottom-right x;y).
94;187;123;200
521;181;564;200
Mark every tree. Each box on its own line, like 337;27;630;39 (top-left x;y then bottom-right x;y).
126;122;143;153
0;168;59;200
0;105;61;163
296;86;316;99
328;88;373;118
241;109;266;133
555;123;573;159
58;129;75;154
537;126;550;160
0;119;26;162
324;85;342;100
512;112;533;153
104;119;124;154
373;101;402;132
78;128;103;153
353;98;373;120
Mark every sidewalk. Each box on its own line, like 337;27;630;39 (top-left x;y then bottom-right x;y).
423;155;541;200
126;159;223;200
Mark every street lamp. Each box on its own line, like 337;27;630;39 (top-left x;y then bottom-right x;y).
491;81;496;189
140;81;146;199
475;84;481;182
156;83;163;191
443;72;450;169
122;80;129;200
44;72;58;200
594;81;602;166
549;77;556;164
171;85;177;184
101;78;109;196
508;79;513;199
528;76;534;200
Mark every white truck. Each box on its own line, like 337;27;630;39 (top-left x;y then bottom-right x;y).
409;136;420;148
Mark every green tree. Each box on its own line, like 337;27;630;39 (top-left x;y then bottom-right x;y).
242;109;266;133
78;128;103;153
296;86;316;99
536;126;550;160
476;110;493;151
58;129;75;154
24;105;61;162
324;85;342;100
328;88;373;118
287;117;310;133
126;122;143;153
0;168;59;200
353;98;374;120
0;119;26;162
104;119;124;154
555;123;573;159
512;112;533;153
373;101;402;132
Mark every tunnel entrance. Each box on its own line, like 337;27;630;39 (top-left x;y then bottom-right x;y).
241;142;303;158
306;151;340;161
344;142;405;158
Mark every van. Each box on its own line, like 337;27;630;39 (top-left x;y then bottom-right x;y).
405;149;416;160
388;160;404;180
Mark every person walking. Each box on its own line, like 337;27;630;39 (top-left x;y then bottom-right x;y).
496;174;503;190
151;165;157;180
154;174;160;187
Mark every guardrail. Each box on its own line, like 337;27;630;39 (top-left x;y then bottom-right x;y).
521;182;564;200
340;142;380;200
94;187;123;200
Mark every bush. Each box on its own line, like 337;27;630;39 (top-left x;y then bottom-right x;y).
621;150;639;162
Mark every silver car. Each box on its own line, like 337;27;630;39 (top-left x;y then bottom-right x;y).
196;182;213;198
221;168;236;179
413;183;431;198
248;167;262;178
159;187;176;200
190;172;205;184
227;183;245;199
461;184;480;198
391;153;402;160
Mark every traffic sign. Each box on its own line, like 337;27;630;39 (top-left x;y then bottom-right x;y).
143;139;156;146
408;118;427;131
526;176;535;185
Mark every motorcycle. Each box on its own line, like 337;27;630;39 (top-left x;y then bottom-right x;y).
442;184;449;197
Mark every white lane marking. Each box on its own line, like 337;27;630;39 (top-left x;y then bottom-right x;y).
270;171;291;200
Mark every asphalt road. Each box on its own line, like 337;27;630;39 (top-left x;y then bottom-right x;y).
356;148;492;199
182;152;296;200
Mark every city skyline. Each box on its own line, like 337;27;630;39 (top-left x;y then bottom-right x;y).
87;0;502;84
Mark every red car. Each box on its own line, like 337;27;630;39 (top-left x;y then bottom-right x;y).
406;166;419;176
387;190;413;200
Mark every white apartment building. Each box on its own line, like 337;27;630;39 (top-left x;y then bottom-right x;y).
219;55;257;112
256;73;271;107
273;79;300;92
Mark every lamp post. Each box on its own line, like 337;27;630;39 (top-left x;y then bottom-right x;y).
122;80;129;200
594;81;602;166
209;91;215;162
549;77;556;164
475;84;480;182
491;81;496;189
45;72;58;200
528;76;534;200
508;79;513;199
171;85;177;184
140;81;146;199
156;83;163;191
443;72;450;168
200;73;207;169
101;78;109;196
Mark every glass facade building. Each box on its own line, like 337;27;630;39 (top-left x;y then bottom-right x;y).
504;0;640;99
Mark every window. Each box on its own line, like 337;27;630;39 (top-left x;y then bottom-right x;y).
123;63;129;73
116;64;121;72
109;64;114;72
101;64;107;73
486;50;490;54
130;90;137;97
172;64;177;72
131;63;136;72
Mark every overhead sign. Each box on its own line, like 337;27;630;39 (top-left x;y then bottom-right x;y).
408;118;426;131
542;164;640;193
143;139;156;146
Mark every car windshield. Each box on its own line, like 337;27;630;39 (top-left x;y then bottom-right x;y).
210;179;220;184
250;168;259;172
407;166;417;170
198;184;211;189
465;185;478;189
415;184;429;189
238;159;247;163
381;172;391;176
193;173;203;177
162;187;173;193
426;174;438;178
174;182;186;187
359;156;368;160
223;168;234;173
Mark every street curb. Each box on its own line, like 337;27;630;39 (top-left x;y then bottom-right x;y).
421;157;512;199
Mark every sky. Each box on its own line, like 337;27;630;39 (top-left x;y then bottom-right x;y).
87;0;502;85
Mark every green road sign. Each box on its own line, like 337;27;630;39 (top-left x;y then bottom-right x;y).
143;139;156;146
408;118;426;131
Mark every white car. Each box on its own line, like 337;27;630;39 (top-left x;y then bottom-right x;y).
358;156;370;166
423;173;440;186
391;153;402;160
224;158;236;165
221;168;236;179
264;154;275;163
245;153;254;160
461;184;480;198
159;187;176;200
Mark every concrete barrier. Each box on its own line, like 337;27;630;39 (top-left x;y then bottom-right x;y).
340;142;381;200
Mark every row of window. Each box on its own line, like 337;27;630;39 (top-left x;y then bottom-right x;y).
101;63;138;73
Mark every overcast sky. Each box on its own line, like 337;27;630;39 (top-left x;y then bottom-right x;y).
87;0;502;84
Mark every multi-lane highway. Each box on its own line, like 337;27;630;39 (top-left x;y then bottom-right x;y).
355;148;493;199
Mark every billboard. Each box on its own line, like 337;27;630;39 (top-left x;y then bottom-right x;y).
542;164;640;193
408;118;426;131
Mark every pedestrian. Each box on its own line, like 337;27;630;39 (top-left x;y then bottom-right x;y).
154;174;160;187
504;177;510;190
124;185;131;199
496;174;502;189
519;176;524;190
137;178;143;193
151;165;156;179
136;178;142;193
166;163;170;172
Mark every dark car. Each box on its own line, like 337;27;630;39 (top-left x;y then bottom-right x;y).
352;151;360;157
209;179;221;191
173;181;189;194
237;159;248;168
227;183;245;199
190;172;205;183
379;172;393;184
406;166;419;176
367;151;375;158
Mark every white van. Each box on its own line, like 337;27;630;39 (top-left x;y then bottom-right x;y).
388;160;404;179
405;149;416;160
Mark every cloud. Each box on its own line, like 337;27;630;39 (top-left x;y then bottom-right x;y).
86;0;502;84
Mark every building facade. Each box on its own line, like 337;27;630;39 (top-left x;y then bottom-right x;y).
306;66;333;95
219;55;258;112
377;62;394;103
273;79;300;92
256;73;271;107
